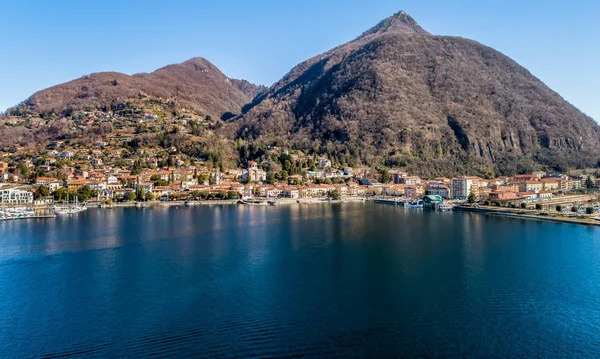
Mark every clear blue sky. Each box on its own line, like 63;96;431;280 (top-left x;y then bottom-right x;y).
1;0;599;121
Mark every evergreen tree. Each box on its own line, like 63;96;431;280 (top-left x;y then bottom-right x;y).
467;190;477;204
379;168;392;183
585;176;595;189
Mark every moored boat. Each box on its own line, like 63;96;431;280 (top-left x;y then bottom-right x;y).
404;200;424;209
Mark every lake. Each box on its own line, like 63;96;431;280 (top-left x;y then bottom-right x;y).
1;203;600;358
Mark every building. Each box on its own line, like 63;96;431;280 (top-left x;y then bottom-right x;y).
265;187;284;198
243;168;267;182
35;177;55;186
65;179;87;191
489;191;519;201
384;184;405;196
392;171;407;184
395;175;421;185
317;158;332;169
532;171;546;179
0;161;8;175
515;181;543;193
541;179;559;192
426;182;450;199
404;185;425;198
422;195;444;207
0;188;33;204
451;177;481;200
513;174;537;182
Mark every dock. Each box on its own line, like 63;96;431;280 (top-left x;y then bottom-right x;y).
0;214;56;221
455;206;600;227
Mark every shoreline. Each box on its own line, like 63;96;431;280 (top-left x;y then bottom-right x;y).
5;200;599;228
455;206;600;227
89;197;368;208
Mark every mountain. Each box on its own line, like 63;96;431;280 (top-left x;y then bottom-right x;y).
236;11;600;177
15;57;263;119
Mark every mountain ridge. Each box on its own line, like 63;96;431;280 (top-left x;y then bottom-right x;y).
13;57;264;119
2;12;598;177
235;12;600;176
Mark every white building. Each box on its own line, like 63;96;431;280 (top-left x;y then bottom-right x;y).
1;188;34;204
451;177;481;200
317;158;332;169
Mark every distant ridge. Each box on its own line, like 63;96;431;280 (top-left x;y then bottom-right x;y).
16;57;264;118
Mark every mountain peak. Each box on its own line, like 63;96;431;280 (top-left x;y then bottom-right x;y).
358;11;429;39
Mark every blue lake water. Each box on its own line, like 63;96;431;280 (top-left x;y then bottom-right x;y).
1;203;600;358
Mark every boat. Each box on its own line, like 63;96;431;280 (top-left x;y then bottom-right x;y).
239;199;271;206
55;195;87;215
404;200;424;209
437;203;455;212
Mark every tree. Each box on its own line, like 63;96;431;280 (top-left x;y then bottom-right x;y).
379;168;392;183
145;191;154;201
190;191;200;199
556;205;562;212
571;206;578;213
467;190;477;204
34;185;50;199
266;171;276;185
54;187;67;201
16;163;30;177
124;191;136;202
197;173;209;185
329;189;342;200
227;191;239;199
279;170;289;181
586;207;594;215
535;203;543;210
520;202;527;209
586;176;595;189
136;189;146;201
77;185;93;201
150;175;168;186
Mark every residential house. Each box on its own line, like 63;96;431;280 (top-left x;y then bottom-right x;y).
426;182;450;199
282;187;300;199
489;191;519;201
541;178;559;192
35;177;55;186
392;171;407;184
317;158;331;169
515;181;543;193
65;179;87;191
404;185;425;198
384;184;405;196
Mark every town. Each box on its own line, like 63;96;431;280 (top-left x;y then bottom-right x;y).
1;145;599;216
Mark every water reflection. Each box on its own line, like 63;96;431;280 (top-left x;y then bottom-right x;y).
2;204;600;358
